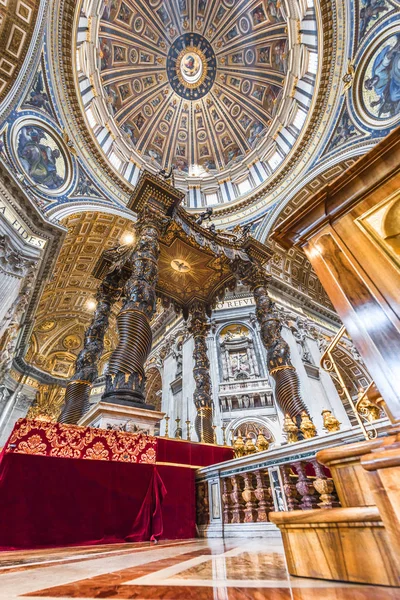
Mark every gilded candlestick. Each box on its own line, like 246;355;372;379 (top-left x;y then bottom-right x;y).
186;418;191;441
164;415;170;438
221;423;227;445
212;424;217;445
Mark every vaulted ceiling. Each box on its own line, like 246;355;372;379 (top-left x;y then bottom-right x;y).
26;212;136;379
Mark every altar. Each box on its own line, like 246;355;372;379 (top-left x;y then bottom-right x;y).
0;419;233;550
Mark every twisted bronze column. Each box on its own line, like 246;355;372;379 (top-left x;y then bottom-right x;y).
59;269;122;424
189;302;214;443
237;263;309;423
102;210;164;406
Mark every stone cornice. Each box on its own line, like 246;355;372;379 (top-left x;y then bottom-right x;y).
0;166;67;362
12;356;68;386
271;127;400;249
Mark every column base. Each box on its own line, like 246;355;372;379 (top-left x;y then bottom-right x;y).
102;388;153;410
78;401;164;435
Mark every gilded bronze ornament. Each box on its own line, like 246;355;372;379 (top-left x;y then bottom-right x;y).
321;408;341;433
283;413;299;443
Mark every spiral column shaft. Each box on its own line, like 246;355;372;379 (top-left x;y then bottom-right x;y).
59;271;122;424
102;213;161;406
252;282;309;421
189;302;214;444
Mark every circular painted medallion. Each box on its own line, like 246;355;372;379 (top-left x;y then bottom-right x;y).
180;50;204;85
14;123;70;193
358;31;400;128
167;33;216;100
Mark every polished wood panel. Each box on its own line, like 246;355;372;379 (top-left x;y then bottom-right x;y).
271;127;400;421
270;507;400;586
362;442;400;569
317;439;383;507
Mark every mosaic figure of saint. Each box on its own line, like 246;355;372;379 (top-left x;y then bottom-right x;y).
364;35;400;118
17;126;65;190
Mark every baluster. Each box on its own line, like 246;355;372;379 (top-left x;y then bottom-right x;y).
230;475;245;523
293;461;319;510
281;465;300;511
242;472;258;523
311;459;340;509
254;470;274;521
221;477;233;524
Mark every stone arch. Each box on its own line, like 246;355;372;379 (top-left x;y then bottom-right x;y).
225;415;282;447
145;366;162;412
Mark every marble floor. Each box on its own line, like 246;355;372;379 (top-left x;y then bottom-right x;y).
0;538;399;599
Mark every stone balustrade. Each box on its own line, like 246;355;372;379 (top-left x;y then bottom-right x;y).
195;419;390;538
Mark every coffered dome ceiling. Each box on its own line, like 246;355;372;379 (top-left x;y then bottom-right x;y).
74;0;320;209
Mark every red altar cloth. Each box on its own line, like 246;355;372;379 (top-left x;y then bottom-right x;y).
4;418;157;463
3;419;234;466
0;420;232;550
157;437;234;467
0;452;195;550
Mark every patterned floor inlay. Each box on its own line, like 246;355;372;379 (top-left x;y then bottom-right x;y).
173;552;288;581
0;539;398;600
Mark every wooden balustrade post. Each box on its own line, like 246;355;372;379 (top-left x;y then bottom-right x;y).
293;461;319;510
230;474;245;523
311;459;340;508
254;469;274;521
242;472;259;523
221;477;233;524
281;465;300;511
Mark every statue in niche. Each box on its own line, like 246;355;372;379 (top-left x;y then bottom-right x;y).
172;339;183;377
290;317;313;364
0;385;10;407
0;265;36;379
220;323;260;382
230;352;250;379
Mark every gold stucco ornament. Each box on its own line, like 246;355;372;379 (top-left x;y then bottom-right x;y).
321;408;341;433
283;413;299;443
256;431;270;452
300;411;317;439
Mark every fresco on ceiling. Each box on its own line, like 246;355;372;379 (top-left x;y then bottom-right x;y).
23;70;53;117
362;33;400;120
16;125;66;190
326;107;363;152
96;0;289;173
359;0;393;41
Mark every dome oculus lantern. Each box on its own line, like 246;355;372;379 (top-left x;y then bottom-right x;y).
167;34;216;99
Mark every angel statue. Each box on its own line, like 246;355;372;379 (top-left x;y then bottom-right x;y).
158;166;175;186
